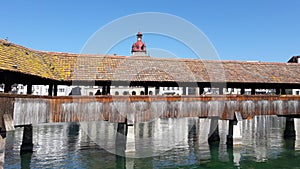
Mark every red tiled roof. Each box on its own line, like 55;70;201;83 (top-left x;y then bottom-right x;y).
1;39;300;84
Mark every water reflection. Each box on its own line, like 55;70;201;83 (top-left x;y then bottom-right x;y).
4;116;300;168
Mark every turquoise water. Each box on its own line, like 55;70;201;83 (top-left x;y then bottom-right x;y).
4;116;300;169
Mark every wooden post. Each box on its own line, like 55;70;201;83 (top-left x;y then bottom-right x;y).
208;118;220;144
276;88;280;95
182;87;187;95
284;117;296;139
20;125;34;154
219;88;223;95
226;120;235;147
53;84;58;96
48;84;53;96
281;88;286;95
199;87;204;95
240;88;245;95
144;86;149;95
26;84;32;95
102;86;106;95
4;83;11;93
155;86;159;95
251;88;255;95
107;85;111;95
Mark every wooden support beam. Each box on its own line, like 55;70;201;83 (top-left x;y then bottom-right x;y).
26;84;32;95
276;88;280;95
53;85;58;96
199;87;204;95
48;84;53;96
281;88;286;95
251;88;255;95
155;86;159;95
4;83;11;93
144;86;148;95
240;88;245;95
107;85;111;95
219;88;223;95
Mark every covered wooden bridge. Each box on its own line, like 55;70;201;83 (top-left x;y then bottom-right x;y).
1;39;300;153
1;39;300;95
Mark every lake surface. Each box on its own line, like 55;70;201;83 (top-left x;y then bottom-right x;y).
4;116;300;169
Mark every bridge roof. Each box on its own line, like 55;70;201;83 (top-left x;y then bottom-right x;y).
1;39;300;85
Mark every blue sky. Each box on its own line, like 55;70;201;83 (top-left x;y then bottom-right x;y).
1;1;300;62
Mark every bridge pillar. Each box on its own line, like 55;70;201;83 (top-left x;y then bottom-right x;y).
116;123;127;156
125;124;136;153
20;125;34;154
208;118;220;144
284;117;296;139
226;120;236;147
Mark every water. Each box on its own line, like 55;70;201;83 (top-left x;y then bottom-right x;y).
4;116;300;169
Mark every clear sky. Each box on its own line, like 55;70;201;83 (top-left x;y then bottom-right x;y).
1;1;300;62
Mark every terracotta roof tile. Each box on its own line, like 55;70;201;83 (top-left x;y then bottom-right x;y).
1;39;300;84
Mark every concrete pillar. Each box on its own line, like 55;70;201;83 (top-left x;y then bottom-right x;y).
48;84;53;96
20;125;34;154
53;85;58;96
240;88;245;95
208;118;220;144
125;125;136;153
284;117;296;139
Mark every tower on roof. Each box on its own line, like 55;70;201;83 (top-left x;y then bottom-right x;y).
131;32;147;56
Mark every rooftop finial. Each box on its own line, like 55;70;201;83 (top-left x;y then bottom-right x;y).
131;32;147;56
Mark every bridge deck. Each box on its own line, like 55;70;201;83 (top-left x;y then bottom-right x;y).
1;94;300;129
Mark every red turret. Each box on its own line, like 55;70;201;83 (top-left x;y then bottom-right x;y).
131;32;147;56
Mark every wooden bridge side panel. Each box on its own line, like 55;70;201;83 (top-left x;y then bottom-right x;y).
0;97;14;130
